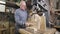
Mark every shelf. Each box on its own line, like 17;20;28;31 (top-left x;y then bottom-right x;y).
54;26;60;28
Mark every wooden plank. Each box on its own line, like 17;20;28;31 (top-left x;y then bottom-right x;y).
19;29;32;34
54;9;60;11
26;27;42;34
54;26;60;28
39;16;46;32
44;28;56;34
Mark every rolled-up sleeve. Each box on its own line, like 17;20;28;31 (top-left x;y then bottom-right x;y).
14;11;25;26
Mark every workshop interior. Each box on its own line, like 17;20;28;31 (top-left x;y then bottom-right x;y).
0;0;60;34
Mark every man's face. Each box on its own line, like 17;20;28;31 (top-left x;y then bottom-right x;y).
20;2;26;10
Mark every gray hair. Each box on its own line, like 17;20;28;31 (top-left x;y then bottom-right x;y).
20;1;26;6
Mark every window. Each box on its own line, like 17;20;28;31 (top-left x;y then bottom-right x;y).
0;0;6;2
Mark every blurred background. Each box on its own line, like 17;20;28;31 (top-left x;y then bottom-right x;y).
0;0;60;34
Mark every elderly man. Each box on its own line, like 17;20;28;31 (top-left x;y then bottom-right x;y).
14;1;32;34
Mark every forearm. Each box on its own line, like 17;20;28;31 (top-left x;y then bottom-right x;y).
15;20;26;27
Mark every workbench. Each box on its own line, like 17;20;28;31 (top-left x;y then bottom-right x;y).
19;27;56;34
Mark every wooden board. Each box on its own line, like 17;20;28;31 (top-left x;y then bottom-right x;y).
44;28;56;34
19;29;32;34
30;14;46;32
39;16;46;32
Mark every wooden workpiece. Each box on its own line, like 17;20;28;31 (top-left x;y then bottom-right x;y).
18;13;56;34
19;29;32;34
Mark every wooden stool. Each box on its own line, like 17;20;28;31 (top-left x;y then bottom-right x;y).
0;28;7;34
10;27;15;34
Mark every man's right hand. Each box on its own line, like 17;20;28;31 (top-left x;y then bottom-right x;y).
25;22;33;27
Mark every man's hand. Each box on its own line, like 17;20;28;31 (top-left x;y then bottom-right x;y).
25;22;33;27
